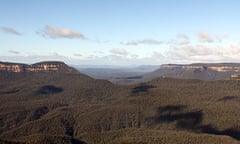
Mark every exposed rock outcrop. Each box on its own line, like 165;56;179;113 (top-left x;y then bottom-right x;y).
161;64;240;72
143;63;240;81
0;61;79;74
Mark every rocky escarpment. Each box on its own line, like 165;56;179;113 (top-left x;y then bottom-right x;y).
0;61;79;74
161;63;240;72
142;63;240;81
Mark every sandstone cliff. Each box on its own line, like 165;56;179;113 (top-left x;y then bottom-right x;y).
143;63;240;81
0;61;79;74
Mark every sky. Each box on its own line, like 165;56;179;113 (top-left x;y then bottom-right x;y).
1;0;240;66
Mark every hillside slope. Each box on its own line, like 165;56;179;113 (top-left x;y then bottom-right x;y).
1;62;240;143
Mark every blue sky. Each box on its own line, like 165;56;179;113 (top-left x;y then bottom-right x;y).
1;0;240;65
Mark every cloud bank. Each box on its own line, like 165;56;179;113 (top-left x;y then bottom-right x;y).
1;30;237;65
167;44;240;63
3;43;240;65
74;53;83;57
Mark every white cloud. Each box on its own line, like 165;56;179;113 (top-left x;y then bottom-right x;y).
130;54;139;59
166;39;178;45
196;32;229;43
196;32;214;43
121;39;163;46
176;33;190;45
216;33;229;42
86;55;99;59
74;53;83;57
178;40;190;45
38;25;85;39
177;33;189;40
1;27;21;36
110;48;128;55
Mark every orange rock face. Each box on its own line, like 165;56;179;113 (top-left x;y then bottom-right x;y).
161;64;240;72
26;64;59;72
0;61;80;75
0;64;22;72
0;62;74;73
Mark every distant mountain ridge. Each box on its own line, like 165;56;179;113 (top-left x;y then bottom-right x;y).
2;61;240;83
161;63;240;72
0;61;79;74
143;63;240;81
76;63;240;84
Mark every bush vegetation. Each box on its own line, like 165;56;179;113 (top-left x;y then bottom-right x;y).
1;72;240;143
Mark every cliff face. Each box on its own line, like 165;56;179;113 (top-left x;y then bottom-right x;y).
161;64;240;72
142;63;240;82
0;61;79;74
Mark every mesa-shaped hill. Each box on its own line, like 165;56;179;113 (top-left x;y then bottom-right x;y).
142;63;240;81
0;61;79;74
1;61;240;143
0;61;127;143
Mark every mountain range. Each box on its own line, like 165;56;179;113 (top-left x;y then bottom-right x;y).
77;63;240;84
1;61;240;143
